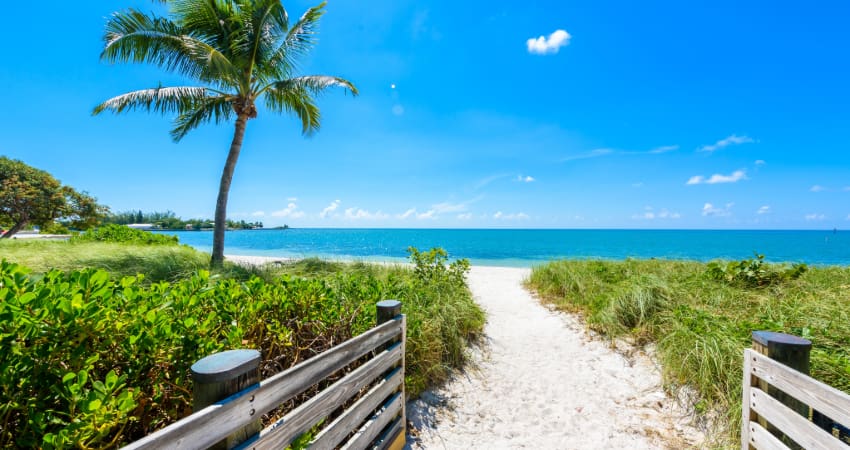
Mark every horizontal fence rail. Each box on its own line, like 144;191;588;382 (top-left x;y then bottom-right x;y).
123;300;406;450
741;331;850;450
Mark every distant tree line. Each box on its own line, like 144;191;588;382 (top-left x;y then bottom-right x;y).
103;210;267;230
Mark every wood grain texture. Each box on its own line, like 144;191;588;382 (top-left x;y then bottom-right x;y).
742;349;755;450
747;349;850;429
243;343;402;450
339;392;403;450
748;421;791;450
375;416;404;450
121;318;403;450
309;368;403;450
750;388;845;450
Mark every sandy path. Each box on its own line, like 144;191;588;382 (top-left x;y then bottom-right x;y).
407;266;703;449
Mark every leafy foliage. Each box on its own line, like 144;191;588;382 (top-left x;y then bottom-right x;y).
0;157;107;238
0;248;482;448
706;253;807;287
71;224;179;245
103;210;264;230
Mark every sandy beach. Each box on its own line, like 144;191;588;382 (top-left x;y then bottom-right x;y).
407;266;704;449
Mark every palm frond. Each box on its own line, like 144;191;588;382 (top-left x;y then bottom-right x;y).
262;2;326;78
93;86;211;115
102;9;239;85
262;75;358;97
244;0;289;73
263;85;320;135
170;95;234;141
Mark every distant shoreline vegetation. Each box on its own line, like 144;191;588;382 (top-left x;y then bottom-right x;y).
104;210;288;231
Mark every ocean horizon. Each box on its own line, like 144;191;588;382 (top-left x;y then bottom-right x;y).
158;228;850;268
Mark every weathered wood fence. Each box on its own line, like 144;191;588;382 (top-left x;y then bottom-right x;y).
741;331;850;449
122;300;406;450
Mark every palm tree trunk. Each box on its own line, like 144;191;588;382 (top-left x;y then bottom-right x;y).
211;114;249;267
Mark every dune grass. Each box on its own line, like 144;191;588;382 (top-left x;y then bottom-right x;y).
527;258;850;447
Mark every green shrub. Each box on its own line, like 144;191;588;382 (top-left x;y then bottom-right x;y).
70;224;178;246
0;247;483;448
706;253;807;287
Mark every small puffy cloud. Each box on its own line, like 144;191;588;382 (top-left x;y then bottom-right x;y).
493;211;529;220
702;202;734;217
344;208;388;220
271;202;304;219
417;210;436;220
698;135;755;153
517;175;536;183
320;200;341;218
527;29;571;55
457;213;472;220
757;206;770;215
648;145;679;154
687;170;747;185
805;213;826;221
632;207;680;220
251;210;266;217
810;185;826;192
397;208;416;220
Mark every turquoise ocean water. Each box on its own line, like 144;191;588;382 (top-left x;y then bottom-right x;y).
159;229;850;268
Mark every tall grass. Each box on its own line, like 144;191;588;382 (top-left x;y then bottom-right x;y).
527;258;850;447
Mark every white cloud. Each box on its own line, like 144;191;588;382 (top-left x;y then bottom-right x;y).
344;208;388;220
648;145;679;154
319;200;341;218
757;206;770;215
632;207;680;220
698;135;755;153
457;213;472;220
562;148;614;162
251;210;266;217
810;185;826;192
517;175;535;183
687;170;747;185
271;202;304;219
805;213;826;221
527;29;571;55
416;210;436;220
493;211;529;220
702;202;734;217
397;208;416;219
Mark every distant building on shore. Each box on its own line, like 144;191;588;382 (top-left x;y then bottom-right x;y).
127;223;155;231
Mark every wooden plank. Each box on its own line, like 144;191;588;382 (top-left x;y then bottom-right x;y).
121;318;403;450
375;416;404;450
748;421;791;450
748;349;850;429
242;343;403;450
742;348;755;450
749;388;845;450
340;392;403;450
309;368;403;450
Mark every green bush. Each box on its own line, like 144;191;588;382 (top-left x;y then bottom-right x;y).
0;247;483;448
70;224;178;246
706;253;807;287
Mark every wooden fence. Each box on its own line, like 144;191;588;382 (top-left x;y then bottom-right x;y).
122;300;406;450
741;331;850;450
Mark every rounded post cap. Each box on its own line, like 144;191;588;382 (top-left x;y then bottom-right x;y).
752;331;811;348
191;349;261;383
377;299;402;309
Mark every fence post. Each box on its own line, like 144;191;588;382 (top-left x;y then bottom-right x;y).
376;300;406;450
191;349;262;449
751;331;813;447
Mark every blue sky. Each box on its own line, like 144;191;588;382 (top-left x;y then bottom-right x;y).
1;0;848;229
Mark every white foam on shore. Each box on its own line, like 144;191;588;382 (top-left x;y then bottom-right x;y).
407;266;704;449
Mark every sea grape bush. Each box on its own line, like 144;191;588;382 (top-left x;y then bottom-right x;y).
0;247;481;448
706;253;807;287
70;224;179;246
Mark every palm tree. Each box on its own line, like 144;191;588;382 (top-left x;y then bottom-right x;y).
94;0;357;266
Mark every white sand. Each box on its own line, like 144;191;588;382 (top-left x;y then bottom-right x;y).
407;266;704;449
